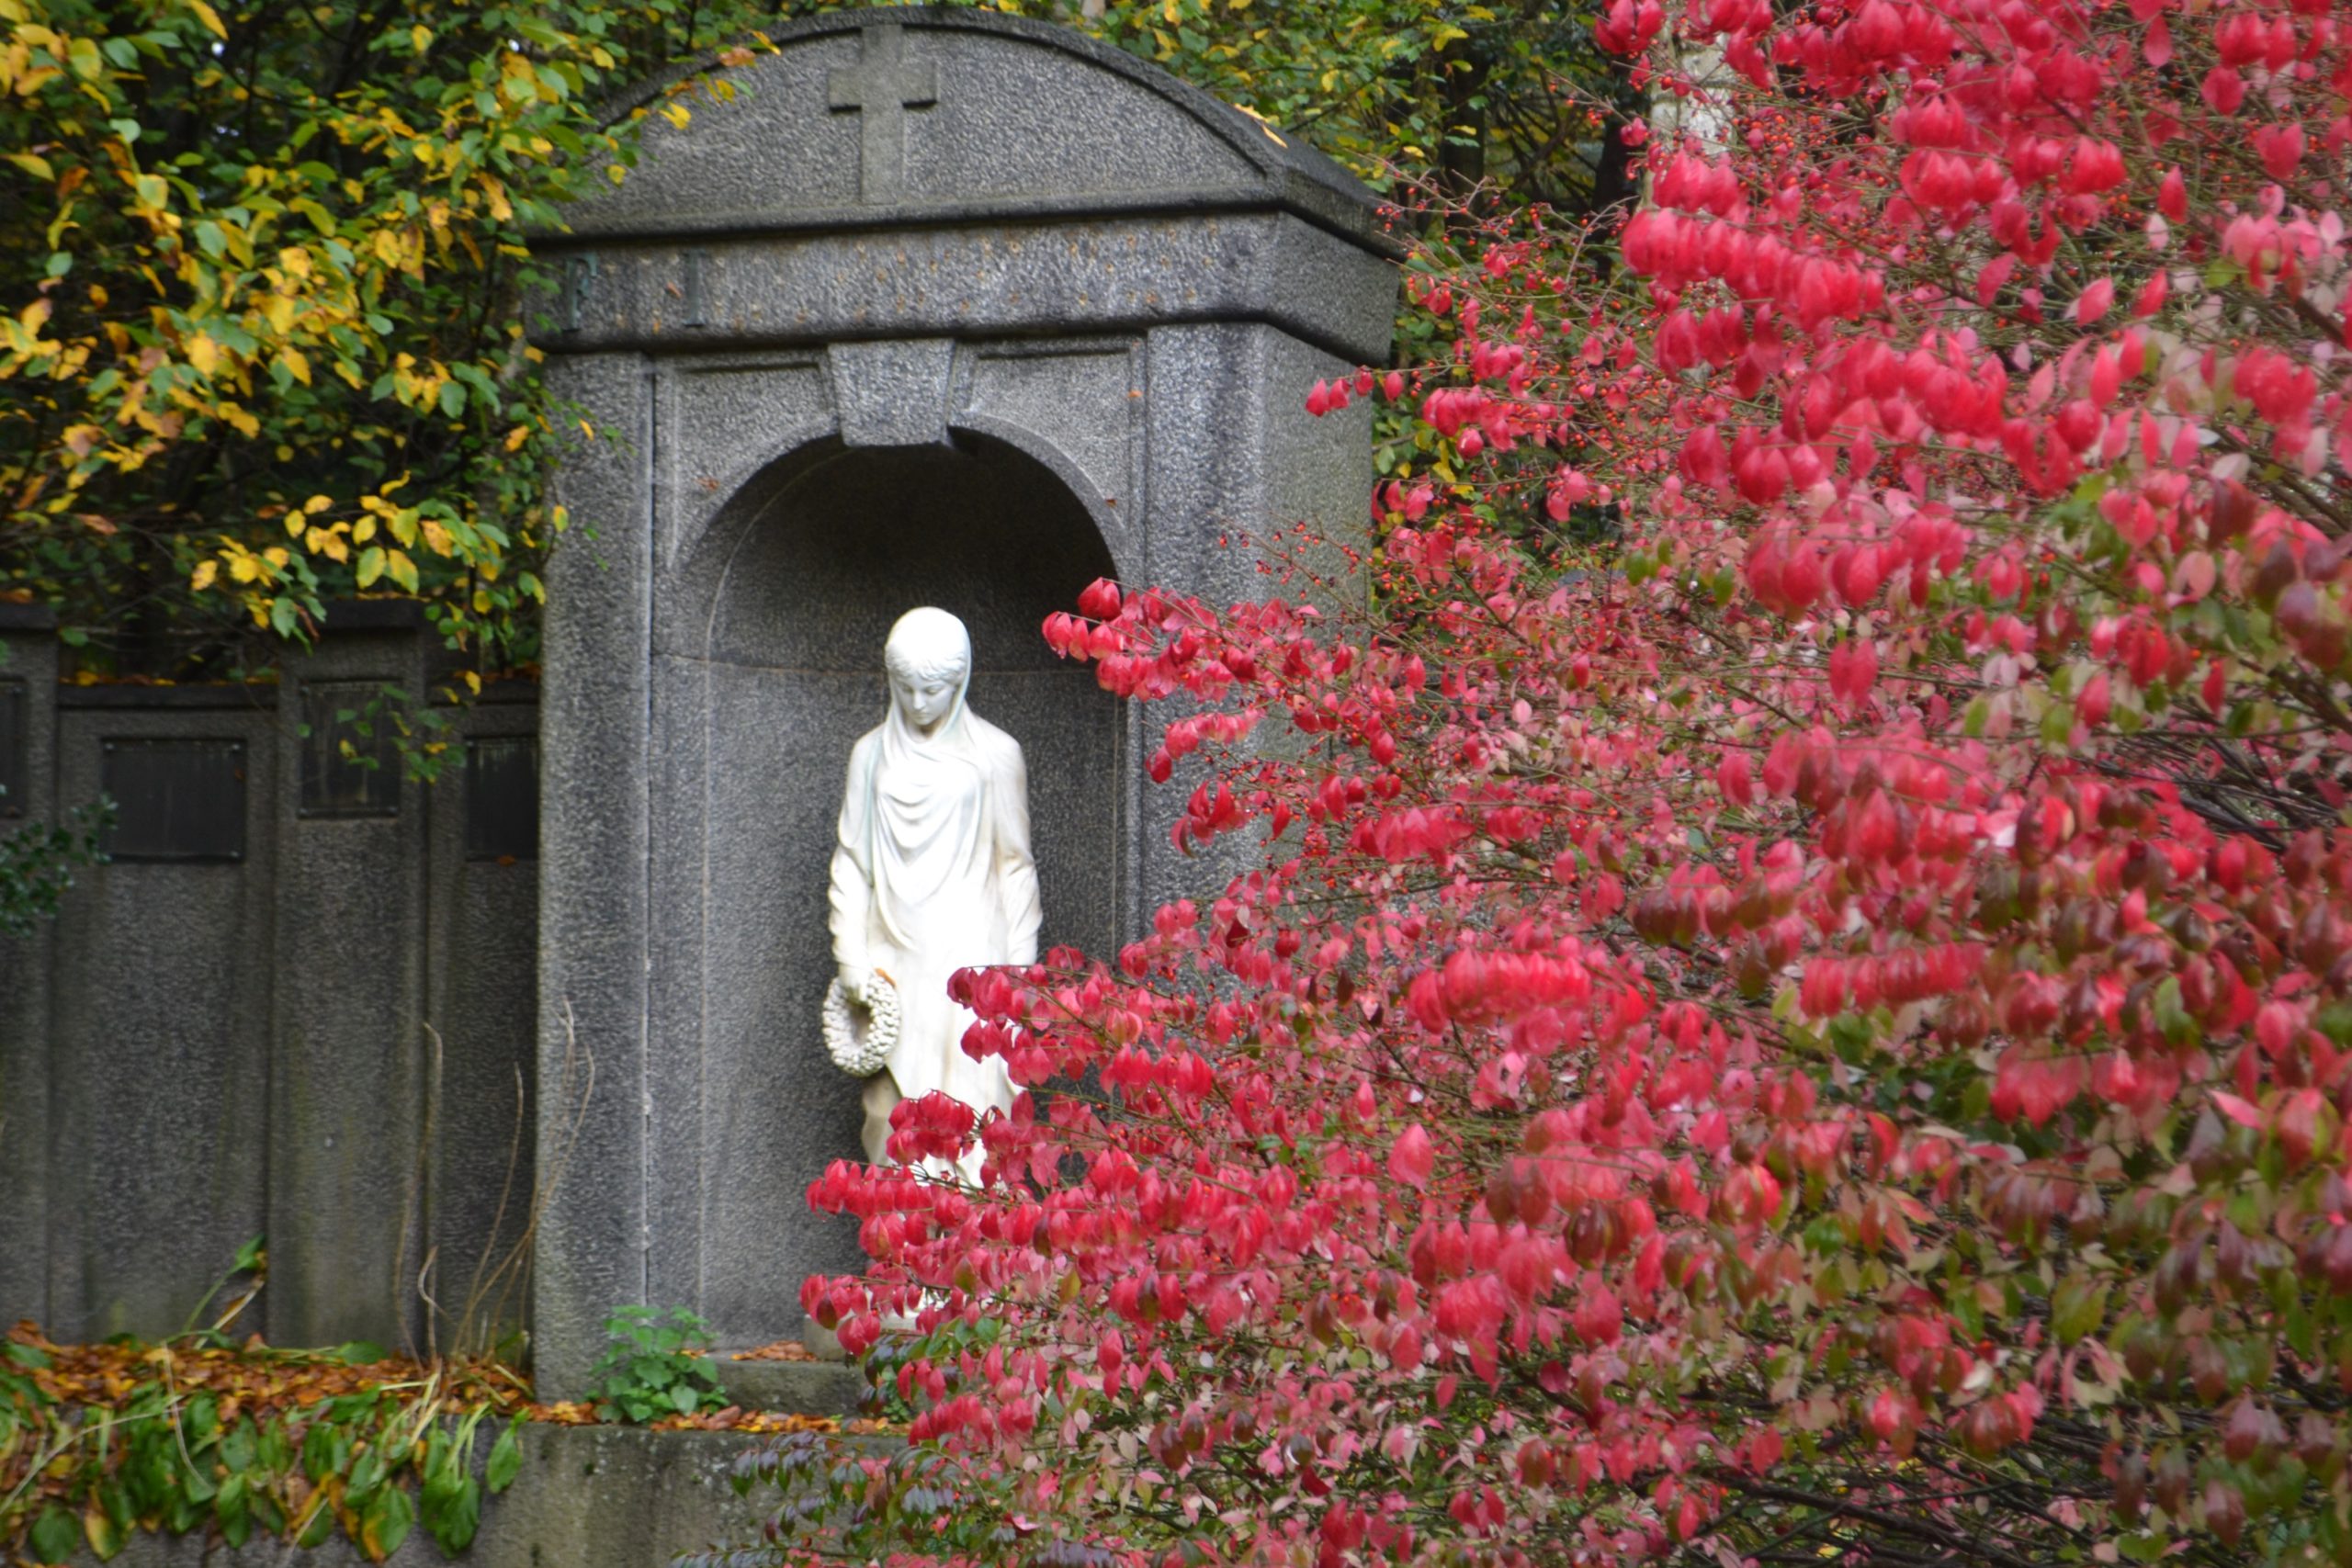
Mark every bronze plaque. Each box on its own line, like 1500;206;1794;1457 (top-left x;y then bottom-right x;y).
465;736;538;862
101;739;247;863
299;682;400;818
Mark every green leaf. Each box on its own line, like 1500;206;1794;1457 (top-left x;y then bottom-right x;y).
359;1480;414;1561
348;1445;387;1500
356;546;386;588
29;1506;78;1564
216;1472;252;1546
672;1381;702;1416
2052;1275;2111;1344
425;1474;482;1556
298;1500;337;1549
85;1503;126;1562
221;1416;258;1472
485;1421;523;1494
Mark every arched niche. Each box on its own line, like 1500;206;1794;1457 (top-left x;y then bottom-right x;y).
644;429;1123;1342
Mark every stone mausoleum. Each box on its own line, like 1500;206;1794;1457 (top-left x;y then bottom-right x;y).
0;6;1397;1406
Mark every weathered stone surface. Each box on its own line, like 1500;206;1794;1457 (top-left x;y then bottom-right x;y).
266;632;431;1350
536;352;659;1394
528;5;1395;1398
422;687;544;1354
0;616;61;1329
539;214;1396;366
1;627;544;1351
569;11;1386;253
712;1357;868;1417
829;338;957;447
44;694;277;1339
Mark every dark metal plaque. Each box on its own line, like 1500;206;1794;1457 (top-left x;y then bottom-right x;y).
465;737;538;863
299;682;400;818
0;679;24;818
101;739;247;863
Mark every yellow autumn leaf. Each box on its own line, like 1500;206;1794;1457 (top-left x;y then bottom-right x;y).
190;559;219;591
185;333;219;375
185;0;229;39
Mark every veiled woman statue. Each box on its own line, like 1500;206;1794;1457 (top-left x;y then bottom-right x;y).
828;607;1042;1182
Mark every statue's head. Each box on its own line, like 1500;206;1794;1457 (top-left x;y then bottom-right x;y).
883;607;972;735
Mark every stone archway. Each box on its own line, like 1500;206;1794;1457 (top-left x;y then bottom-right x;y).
643;431;1122;1347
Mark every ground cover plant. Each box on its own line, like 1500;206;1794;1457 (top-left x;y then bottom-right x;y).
750;0;2352;1564
0;1314;841;1565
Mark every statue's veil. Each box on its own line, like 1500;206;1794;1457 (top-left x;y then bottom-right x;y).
865;607;989;947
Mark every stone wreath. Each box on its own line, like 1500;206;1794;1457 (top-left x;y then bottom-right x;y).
822;969;899;1077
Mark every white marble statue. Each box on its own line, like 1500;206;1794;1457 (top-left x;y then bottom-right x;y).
829;607;1041;1182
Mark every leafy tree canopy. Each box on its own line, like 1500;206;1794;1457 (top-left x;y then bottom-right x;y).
0;0;1611;681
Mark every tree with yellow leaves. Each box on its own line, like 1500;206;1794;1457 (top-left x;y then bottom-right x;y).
2;0;1612;682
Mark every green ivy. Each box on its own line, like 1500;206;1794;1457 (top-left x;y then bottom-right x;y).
0;795;107;939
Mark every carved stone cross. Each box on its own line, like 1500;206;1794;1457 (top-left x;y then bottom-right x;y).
828;22;937;205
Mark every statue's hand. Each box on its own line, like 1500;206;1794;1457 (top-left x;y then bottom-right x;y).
838;964;873;1009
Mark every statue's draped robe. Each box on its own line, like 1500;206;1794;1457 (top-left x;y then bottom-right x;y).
829;690;1041;1147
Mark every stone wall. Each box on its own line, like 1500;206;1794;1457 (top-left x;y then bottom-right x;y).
0;604;539;1353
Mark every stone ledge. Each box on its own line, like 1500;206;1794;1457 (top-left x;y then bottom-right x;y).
80;1422;896;1568
713;1357;867;1418
54;682;280;710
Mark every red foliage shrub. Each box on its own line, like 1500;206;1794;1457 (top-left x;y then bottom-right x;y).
741;1;2352;1563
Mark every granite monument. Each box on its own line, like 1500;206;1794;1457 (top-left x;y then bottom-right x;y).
527;6;1397;1395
